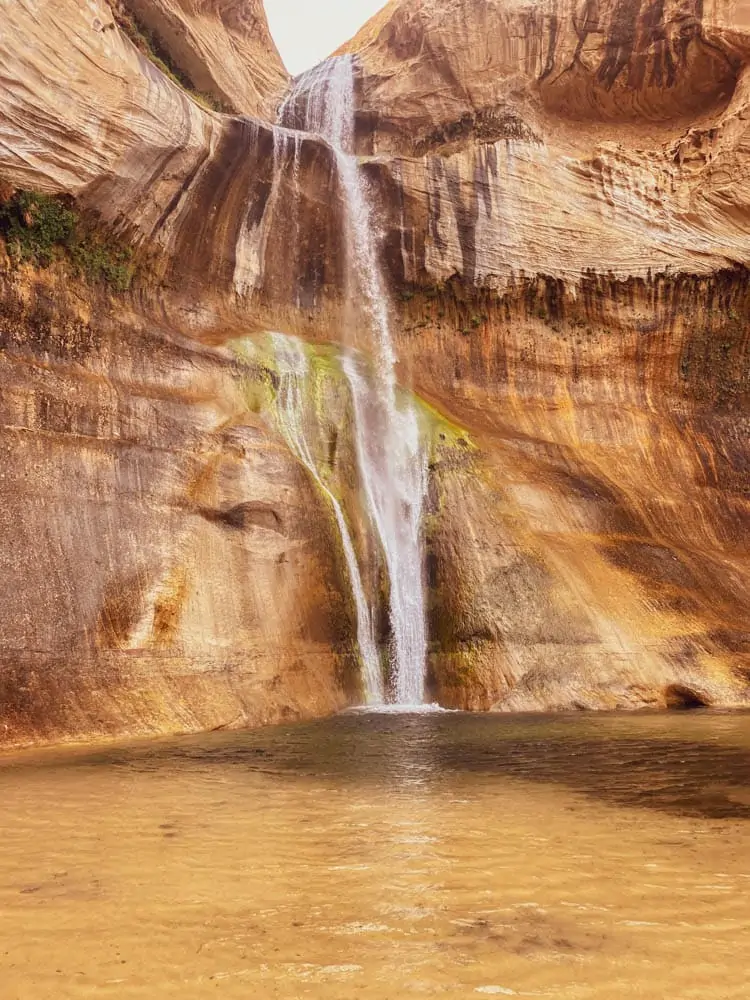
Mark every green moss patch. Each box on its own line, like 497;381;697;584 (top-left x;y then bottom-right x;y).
0;190;136;291
414;395;474;460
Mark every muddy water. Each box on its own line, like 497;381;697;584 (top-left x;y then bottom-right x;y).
1;712;749;999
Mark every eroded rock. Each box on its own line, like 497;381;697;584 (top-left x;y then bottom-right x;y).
1;0;749;738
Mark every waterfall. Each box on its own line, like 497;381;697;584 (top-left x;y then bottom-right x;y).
277;56;428;706
270;333;385;706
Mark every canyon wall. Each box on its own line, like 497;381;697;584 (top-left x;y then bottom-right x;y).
0;264;359;746
0;0;749;744
346;0;750;709
112;0;289;116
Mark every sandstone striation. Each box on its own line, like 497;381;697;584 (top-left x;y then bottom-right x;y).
340;0;750;710
347;0;750;282
113;0;289;116
413;275;750;711
0;0;749;743
0;263;358;746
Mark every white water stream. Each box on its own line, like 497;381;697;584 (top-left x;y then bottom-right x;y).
271;334;384;706
276;56;428;705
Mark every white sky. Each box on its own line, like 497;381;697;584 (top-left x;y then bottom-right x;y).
266;0;387;76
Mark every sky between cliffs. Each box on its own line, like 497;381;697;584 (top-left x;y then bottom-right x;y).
266;0;385;75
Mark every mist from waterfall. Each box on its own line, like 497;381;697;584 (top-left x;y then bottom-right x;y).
277;56;428;706
270;334;385;706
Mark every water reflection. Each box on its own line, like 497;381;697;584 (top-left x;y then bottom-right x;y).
1;712;749;998
12;711;749;820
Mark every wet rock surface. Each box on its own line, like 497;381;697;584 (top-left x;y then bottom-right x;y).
1;0;749;740
0;269;357;746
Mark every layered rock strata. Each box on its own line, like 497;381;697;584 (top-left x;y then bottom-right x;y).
0;0;749;743
414;273;750;710
114;0;289;116
0;265;357;746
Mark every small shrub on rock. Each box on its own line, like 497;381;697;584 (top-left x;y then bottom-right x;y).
0;188;135;291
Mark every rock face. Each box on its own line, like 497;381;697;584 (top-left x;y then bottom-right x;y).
0;0;749;744
0;263;357;746
340;0;750;710
0;0;345;343
415;274;750;711
115;0;289;116
349;0;750;281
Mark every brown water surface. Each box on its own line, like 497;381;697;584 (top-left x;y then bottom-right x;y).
1;711;749;998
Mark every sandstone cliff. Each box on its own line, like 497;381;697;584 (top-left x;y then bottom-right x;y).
112;0;289;116
0;263;358;746
341;0;750;710
0;0;749;745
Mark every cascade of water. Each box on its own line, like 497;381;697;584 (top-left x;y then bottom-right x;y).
278;56;428;706
270;333;385;706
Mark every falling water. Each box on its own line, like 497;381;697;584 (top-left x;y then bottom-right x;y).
278;57;428;706
270;333;384;706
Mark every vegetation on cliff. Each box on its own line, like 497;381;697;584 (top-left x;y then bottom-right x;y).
0;189;136;291
111;1;228;112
